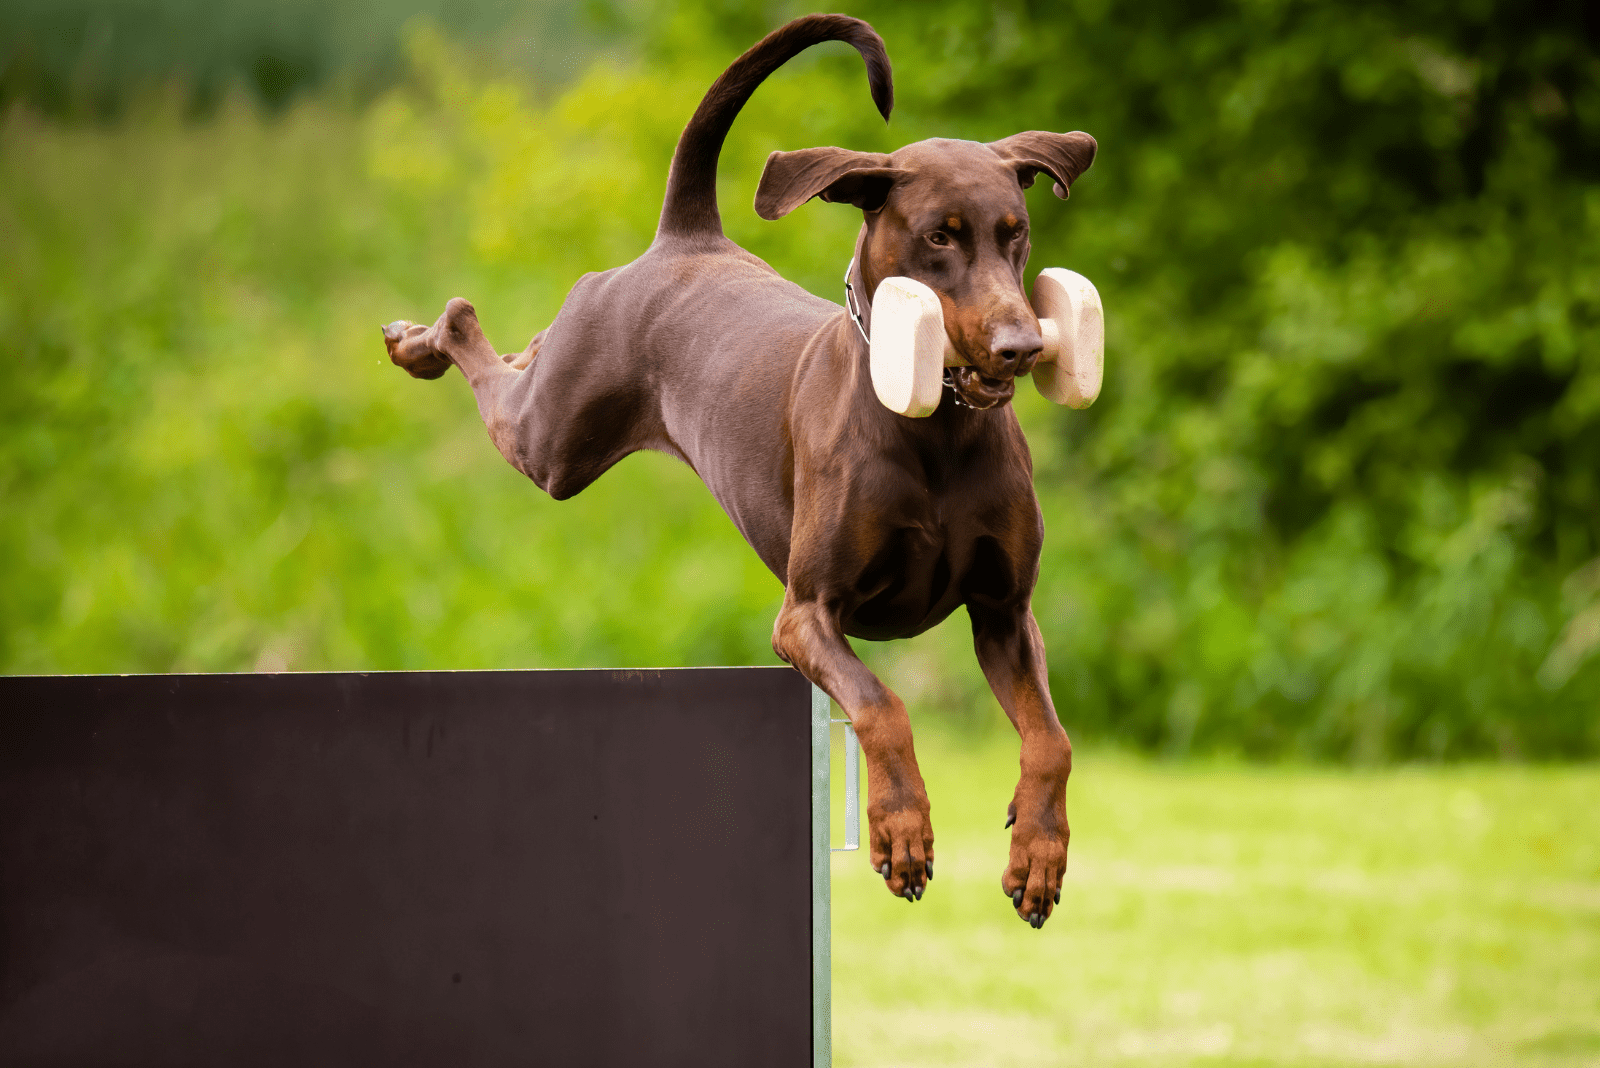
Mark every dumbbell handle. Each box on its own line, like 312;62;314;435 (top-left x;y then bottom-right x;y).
1038;318;1067;364
938;317;1066;367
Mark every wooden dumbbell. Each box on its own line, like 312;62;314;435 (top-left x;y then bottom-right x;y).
868;268;1104;418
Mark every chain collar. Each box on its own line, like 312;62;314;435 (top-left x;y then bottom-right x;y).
944;367;976;408
843;257;870;345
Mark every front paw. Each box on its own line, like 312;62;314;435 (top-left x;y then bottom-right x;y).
1001;801;1067;929
868;800;934;903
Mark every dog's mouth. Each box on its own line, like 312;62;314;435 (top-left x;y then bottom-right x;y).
946;366;1015;410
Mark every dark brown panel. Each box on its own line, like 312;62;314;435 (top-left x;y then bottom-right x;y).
0;668;814;1068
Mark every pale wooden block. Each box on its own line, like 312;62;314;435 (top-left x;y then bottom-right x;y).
868;277;952;418
1030;268;1104;410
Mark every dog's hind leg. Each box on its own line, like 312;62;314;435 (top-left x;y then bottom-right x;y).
501;327;546;371
384;297;525;385
773;596;934;902
383;297;639;500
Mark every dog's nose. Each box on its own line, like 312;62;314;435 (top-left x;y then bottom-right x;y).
989;325;1044;376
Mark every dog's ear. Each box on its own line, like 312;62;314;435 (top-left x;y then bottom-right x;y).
755;147;907;220
988;131;1097;199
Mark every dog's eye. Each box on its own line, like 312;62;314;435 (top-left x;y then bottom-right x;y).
927;231;951;247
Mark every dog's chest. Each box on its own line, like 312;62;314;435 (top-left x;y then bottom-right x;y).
841;481;1018;641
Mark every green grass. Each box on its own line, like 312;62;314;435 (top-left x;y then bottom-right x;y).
829;730;1600;1066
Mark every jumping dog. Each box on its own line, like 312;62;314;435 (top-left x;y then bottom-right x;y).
384;13;1097;928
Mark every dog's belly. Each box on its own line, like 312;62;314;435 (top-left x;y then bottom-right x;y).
846;591;962;642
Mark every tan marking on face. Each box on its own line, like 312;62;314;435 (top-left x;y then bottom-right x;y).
945;215;963;231
1001;213;1019;229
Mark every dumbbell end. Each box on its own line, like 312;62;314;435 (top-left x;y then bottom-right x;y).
870;276;948;418
1030;269;1104;408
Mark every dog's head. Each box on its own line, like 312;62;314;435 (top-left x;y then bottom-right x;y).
756;131;1096;410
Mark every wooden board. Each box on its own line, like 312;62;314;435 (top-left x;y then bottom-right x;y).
0;668;817;1067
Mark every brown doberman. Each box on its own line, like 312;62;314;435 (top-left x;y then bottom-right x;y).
383;14;1096;929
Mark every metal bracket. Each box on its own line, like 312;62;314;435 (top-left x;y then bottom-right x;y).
830;718;860;853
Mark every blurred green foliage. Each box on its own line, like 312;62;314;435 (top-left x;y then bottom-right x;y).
0;0;601;115
2;0;1596;759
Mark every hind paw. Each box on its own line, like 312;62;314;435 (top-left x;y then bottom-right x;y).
382;319;452;380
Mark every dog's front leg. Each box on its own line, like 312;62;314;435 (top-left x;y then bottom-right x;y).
970;604;1071;929
773;596;933;901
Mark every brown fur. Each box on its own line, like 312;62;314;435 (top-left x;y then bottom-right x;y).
383;14;1096;928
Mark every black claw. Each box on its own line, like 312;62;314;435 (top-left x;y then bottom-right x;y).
903;888;914;902
1004;812;1016;829
1012;888;1023;908
913;885;923;901
879;863;890;879
1054;890;1061;905
926;860;933;880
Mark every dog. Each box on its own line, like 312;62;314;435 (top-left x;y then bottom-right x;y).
383;13;1096;929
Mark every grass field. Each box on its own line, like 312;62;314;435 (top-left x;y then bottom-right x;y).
828;728;1600;1067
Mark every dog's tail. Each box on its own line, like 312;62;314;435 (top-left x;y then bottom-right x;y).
655;14;893;241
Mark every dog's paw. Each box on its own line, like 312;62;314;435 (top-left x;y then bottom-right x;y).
382;319;452;380
868;801;934;903
1001;801;1067;929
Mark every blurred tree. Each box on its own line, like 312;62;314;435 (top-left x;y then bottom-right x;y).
2;0;1595;758
571;0;1600;756
0;0;603;116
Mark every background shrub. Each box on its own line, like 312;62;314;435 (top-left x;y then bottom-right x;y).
2;0;1596;758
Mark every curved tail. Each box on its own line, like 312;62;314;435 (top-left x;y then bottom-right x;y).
655;14;893;240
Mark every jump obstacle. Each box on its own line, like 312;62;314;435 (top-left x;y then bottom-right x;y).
0;667;859;1067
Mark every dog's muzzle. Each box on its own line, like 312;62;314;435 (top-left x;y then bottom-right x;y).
866;269;1104;419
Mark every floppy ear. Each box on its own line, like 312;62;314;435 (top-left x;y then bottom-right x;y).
987;131;1098;199
755;147;908;220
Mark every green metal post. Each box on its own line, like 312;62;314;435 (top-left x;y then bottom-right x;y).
811;683;832;1068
